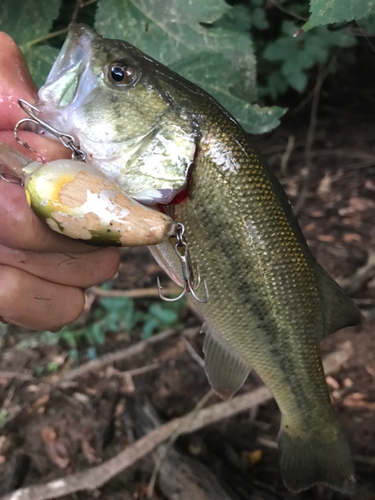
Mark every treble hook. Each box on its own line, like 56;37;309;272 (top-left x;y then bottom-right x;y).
157;223;209;304
14;99;87;161
0;164;24;187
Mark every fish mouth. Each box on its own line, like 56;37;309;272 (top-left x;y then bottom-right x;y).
37;24;96;110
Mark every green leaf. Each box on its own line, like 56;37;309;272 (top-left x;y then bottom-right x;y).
0;0;62;86
357;13;375;34
61;329;78;348
95;0;282;134
170;51;287;133
101;297;132;312
148;303;178;324
142;318;159;339
304;0;375;30
0;0;62;46
23;46;60;88
252;7;270;31
86;323;106;345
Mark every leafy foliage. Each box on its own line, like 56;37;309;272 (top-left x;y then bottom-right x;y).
305;0;375;30
95;0;285;132
245;0;367;99
259;19;356;98
1;0;373;126
0;0;61;87
16;294;186;360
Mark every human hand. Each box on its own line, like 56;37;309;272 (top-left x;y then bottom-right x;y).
0;33;120;331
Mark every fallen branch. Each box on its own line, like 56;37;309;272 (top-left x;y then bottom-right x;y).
1;342;352;500
89;285;181;299
294;63;324;216
280;134;295;176
338;253;375;296
0;371;35;382
54;327;199;387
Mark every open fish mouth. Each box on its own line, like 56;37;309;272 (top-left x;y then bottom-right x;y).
37;24;96;111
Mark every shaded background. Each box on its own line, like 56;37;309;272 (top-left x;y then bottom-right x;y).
0;0;375;499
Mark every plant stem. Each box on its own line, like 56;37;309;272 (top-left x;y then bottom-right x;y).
21;28;69;50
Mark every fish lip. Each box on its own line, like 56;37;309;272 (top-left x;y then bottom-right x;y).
38;24;95;109
49;23;95;80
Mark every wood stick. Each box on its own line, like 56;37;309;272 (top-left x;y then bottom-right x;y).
89;285;181;299
54;327;198;387
0;371;35;382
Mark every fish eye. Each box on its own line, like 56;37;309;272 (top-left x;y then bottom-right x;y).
108;61;136;86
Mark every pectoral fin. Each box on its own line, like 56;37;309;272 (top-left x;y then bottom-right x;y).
202;323;251;400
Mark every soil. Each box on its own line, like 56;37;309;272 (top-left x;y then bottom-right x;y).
1;47;375;500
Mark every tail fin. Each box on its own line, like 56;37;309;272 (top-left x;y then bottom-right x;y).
278;424;356;494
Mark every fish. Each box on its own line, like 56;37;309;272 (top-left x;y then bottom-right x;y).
33;24;362;493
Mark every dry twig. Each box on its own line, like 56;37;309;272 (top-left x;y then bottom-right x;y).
89;285;181;299
294;64;324;215
338;253;375;296
0;372;35;382
280;134;295;176
54;327;198;387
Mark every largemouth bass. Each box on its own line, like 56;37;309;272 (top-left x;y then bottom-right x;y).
33;24;361;493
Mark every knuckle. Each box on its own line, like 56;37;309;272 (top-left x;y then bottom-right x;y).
0;265;22;310
53;288;85;331
100;248;121;280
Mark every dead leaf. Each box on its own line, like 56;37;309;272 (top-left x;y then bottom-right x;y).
342;393;375;410
343;378;353;388
32;395;50;414
343;233;362;243
158;341;185;362
241;449;263;466
0;435;11;455
326;376;340;390
41;427;71;470
81;435;100;465
317;234;334;242
317;173;332;195
73;392;90;404
309;209;325;218
340;196;375;215
285;182;298;198
41;426;56;443
304;222;317;233
121;372;135;395
365;179;375;191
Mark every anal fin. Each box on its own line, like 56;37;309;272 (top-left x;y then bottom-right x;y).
202;323;251;400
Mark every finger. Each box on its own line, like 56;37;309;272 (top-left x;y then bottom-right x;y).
0;130;70;164
0;176;107;252
0;32;38;131
0;264;85;331
0;244;120;288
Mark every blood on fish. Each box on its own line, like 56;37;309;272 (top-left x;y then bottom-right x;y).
168;145;199;206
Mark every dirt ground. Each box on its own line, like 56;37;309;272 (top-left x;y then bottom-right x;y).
1;58;375;500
